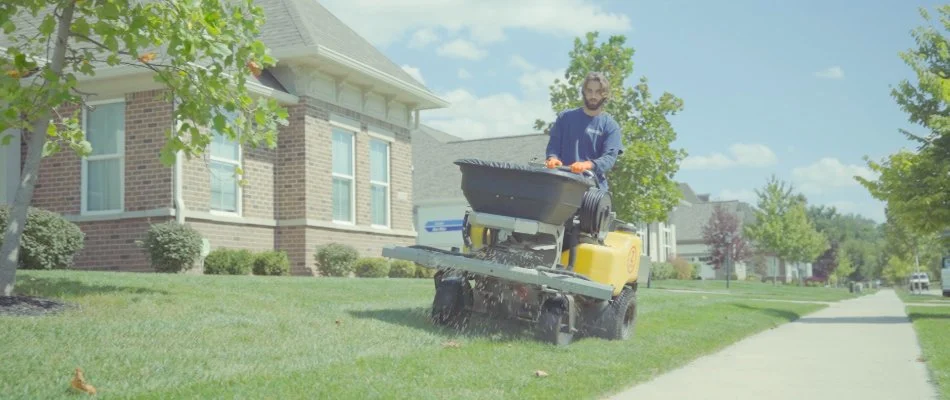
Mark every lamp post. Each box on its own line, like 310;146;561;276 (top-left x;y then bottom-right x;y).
724;232;732;289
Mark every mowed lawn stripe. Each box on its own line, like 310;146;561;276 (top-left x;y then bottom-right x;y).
2;270;825;399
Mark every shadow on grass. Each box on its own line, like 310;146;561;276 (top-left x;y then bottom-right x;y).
13;276;170;298
348;307;537;342
730;303;802;322
908;312;950;321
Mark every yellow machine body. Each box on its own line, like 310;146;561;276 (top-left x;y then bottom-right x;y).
463;222;642;298
560;231;642;296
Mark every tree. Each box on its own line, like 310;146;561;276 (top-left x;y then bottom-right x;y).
806;205;885;280
743;176;828;285
534;32;687;224
701;203;752;273
0;0;289;296
856;6;950;241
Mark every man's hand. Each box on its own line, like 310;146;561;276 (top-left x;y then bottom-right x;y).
570;161;593;173
545;157;562;169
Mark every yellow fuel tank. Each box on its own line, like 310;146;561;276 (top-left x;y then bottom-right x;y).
560;231;642;296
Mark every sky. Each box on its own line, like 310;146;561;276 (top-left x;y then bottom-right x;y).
317;0;946;224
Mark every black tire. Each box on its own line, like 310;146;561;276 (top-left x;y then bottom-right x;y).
536;299;574;346
431;277;472;327
593;285;638;340
943;290;950;298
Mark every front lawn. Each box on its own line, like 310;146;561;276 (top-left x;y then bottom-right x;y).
647;278;866;302
906;306;950;400
896;288;950;304
2;270;825;399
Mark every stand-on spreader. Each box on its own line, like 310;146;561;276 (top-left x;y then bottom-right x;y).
382;159;650;345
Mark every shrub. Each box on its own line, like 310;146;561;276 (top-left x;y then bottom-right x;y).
253;250;290;276
354;257;390;278
204;248;254;275
388;259;416;278
139;221;204;273
670;256;695;280
0;206;86;270
415;263;437;279
651;262;675;280
315;243;359;277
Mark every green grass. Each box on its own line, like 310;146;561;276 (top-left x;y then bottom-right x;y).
906;306;950;400
647;279;867;302
2;270;826;399
895;288;950;304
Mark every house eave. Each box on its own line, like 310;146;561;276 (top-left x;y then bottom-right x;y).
273;45;449;110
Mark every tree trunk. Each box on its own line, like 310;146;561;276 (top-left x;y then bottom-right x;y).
0;1;77;296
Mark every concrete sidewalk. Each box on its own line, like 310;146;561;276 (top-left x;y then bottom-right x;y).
606;289;939;400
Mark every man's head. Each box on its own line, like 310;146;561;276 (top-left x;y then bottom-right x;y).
581;72;610;113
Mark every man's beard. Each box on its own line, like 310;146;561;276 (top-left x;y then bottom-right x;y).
584;96;605;111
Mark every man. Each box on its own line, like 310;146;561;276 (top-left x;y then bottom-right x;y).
544;72;624;190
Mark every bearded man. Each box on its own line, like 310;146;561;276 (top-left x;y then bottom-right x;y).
544;72;624;190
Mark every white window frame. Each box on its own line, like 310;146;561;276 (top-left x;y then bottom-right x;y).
209;109;243;216
331;115;358;225
81;98;125;215
368;134;392;228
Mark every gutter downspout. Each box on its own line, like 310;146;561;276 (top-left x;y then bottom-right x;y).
172;99;186;224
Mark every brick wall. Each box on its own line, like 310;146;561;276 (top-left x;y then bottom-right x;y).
23;87;417;274
71;217;171;272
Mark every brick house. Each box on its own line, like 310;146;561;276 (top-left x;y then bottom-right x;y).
0;0;449;275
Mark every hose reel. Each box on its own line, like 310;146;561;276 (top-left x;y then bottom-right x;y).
579;188;612;238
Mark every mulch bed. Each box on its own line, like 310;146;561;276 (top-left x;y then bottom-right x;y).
0;295;75;317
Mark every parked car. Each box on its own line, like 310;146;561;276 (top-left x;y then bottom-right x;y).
909;272;930;291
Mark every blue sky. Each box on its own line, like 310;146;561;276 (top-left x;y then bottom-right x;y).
319;0;945;223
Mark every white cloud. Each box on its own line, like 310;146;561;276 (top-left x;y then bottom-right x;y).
815;66;844;79
420;54;563;139
714;189;759;205
510;55;535;71
317;0;632;47
681;143;778;170
791;157;878;194
436;39;488;60
422;89;555;138
458;68;472;79
408;28;439;49
400;65;425;84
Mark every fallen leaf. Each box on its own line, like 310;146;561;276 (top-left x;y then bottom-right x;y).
246;60;262;77
70;367;96;395
917;356;927;362
442;341;461;348
137;52;157;63
335;319;341;326
535;370;549;377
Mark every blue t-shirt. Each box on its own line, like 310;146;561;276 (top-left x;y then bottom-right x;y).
545;107;624;189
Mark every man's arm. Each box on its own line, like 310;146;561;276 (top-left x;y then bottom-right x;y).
590;119;624;176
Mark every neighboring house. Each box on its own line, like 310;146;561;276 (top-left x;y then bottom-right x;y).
410;126;680;263
671;185;813;282
0;0;449;275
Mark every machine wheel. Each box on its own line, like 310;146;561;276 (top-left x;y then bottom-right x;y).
536;299;574;346
944;290;950;298
593;285;638;340
431;277;472;327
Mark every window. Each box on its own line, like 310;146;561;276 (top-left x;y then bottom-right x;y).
332;127;355;223
210;110;241;213
369;138;390;227
82;100;125;213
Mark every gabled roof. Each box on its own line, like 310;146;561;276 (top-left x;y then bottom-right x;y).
412;127;550;204
1;1;434;102
671;200;757;242
678;183;702;205
258;0;427;92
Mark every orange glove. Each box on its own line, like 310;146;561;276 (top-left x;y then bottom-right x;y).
545;157;562;169
570;161;594;173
